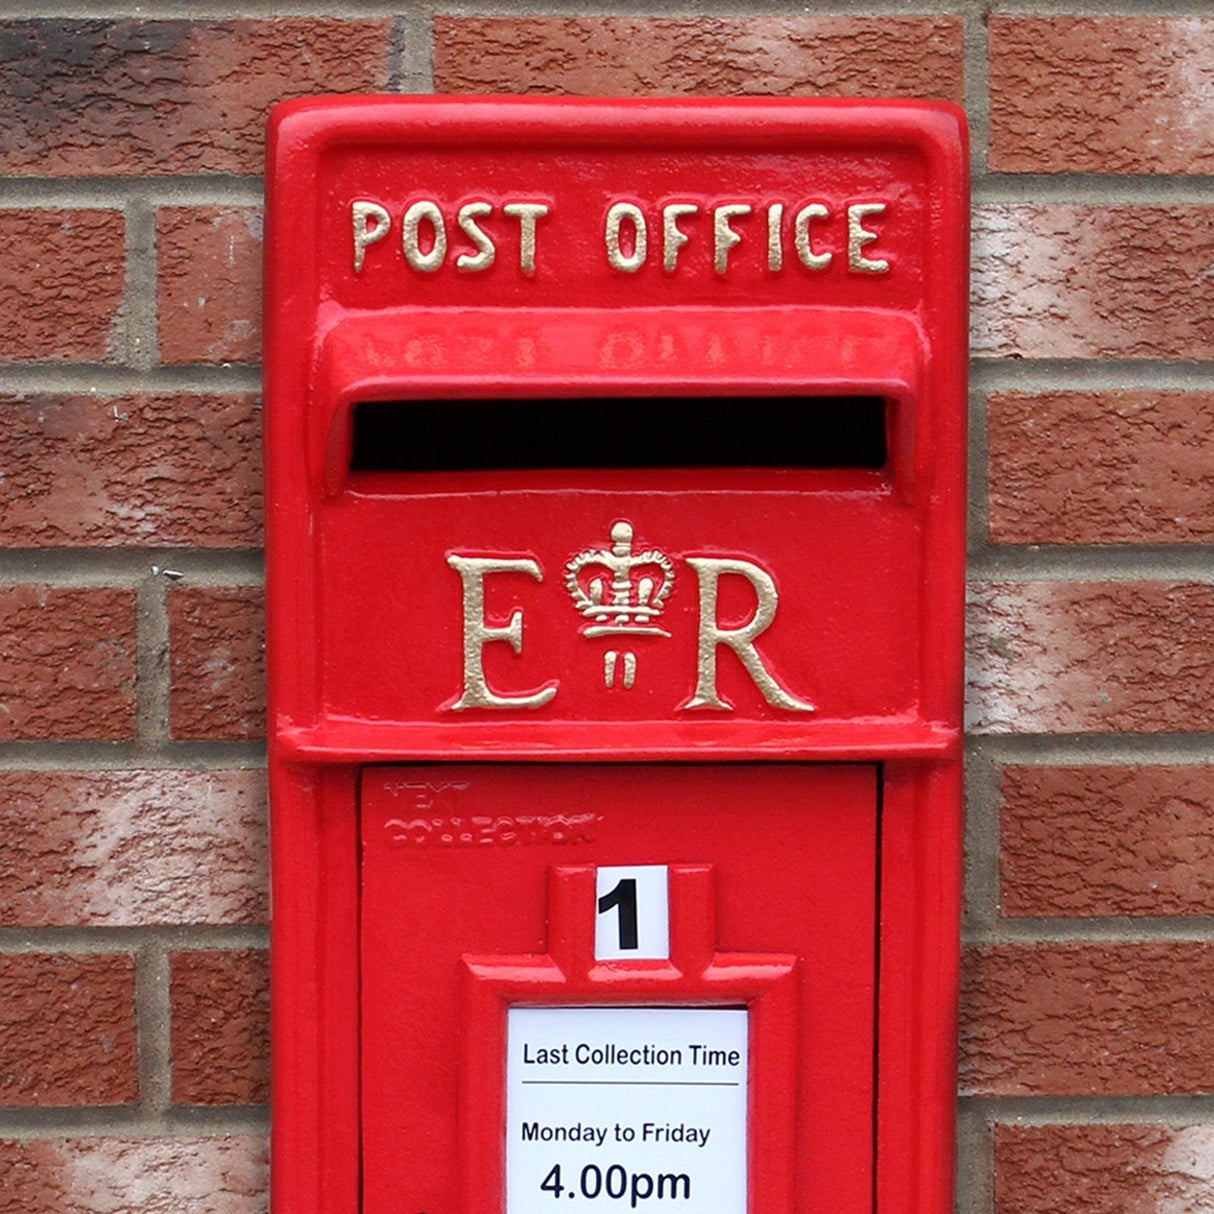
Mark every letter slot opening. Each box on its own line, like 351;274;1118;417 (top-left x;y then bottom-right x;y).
349;396;888;473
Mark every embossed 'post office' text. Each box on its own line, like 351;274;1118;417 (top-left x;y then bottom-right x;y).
350;197;891;278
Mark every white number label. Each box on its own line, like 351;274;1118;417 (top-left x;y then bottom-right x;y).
595;866;669;960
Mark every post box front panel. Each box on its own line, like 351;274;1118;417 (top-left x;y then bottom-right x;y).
265;98;966;1214
360;763;878;1214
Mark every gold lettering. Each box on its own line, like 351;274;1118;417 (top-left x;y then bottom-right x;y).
847;202;889;273
351;201;390;273
713;204;751;275
794;204;832;270
456;202;496;272
684;557;814;712
606;203;647;273
662;203;698;272
402;200;447;272
766;203;784;272
447;555;558;710
503;202;549;276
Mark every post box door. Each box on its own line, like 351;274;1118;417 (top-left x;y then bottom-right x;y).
360;762;878;1214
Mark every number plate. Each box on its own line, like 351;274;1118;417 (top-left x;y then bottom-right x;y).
595;866;670;959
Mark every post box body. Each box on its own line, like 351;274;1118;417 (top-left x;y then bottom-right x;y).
265;97;967;1214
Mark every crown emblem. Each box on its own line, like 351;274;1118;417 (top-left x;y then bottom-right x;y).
566;521;675;637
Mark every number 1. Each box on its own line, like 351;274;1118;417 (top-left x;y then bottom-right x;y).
594;866;669;960
597;878;639;950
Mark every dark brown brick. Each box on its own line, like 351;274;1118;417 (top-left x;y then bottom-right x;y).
0;770;268;927
995;1124;1214;1214
991;17;1214;175
967;581;1214;734
168;585;265;741
972;205;1214;360
0;210;124;361
0;587;136;740
0;954;137;1106
435;17;964;102
961;943;1214;1096
0;20;392;176
988;391;1214;545
1002;766;1214;918
171;950;269;1105
0;394;261;547
158;208;262;365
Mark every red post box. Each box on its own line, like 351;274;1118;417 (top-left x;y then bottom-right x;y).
264;97;967;1214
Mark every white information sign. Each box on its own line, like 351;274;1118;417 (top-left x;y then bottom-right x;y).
507;1006;748;1214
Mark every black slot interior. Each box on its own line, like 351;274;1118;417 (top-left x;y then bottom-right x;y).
350;397;888;472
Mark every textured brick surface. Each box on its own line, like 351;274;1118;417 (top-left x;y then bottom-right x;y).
158;208;262;365
987;391;1214;545
0;393;261;547
4;9;1214;1209
1002;766;1214;918
961;943;1214;1096
967;582;1214;734
0;954;137;1106
435;17;965;101
170;950;269;1105
996;1124;1214;1214
991;17;1214;175
169;585;265;740
0;1136;268;1213
0;210;124;362
0;770;268;927
0;587;136;740
972;205;1214;359
0;19;392;176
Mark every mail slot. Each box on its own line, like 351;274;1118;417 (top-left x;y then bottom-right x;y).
264;97;967;1214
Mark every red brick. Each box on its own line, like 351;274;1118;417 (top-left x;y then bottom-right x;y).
158;209;262;365
0;770;267;928
967;581;1214;734
991;17;1214;175
0;20;392;176
169;585;265;740
0;587;135;740
0;393;261;546
0;954;136;1106
1002;766;1214;918
996;1124;1214;1214
170;950;269;1105
972;205;1214;359
961;942;1214;1096
0;1136;268;1213
0;210;124;362
434;17;964;101
988;391;1214;545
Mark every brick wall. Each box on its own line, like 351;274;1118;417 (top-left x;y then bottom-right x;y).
964;12;1214;1214
0;6;1210;1213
